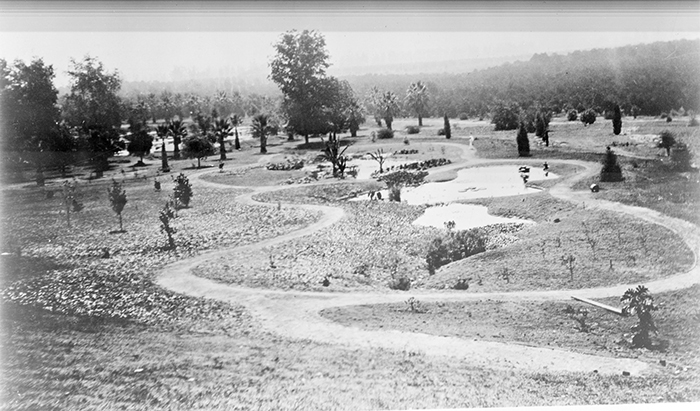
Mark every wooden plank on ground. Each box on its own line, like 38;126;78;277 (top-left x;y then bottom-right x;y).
571;296;625;316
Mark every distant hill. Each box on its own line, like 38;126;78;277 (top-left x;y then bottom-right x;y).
111;38;700;119
342;39;700;117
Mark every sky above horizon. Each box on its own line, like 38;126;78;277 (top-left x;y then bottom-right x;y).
1;2;699;88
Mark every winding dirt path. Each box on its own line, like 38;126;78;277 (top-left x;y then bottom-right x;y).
157;142;699;377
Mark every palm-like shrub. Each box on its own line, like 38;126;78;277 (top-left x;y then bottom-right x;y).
213;118;232;160
168;119;187;159
621;285;659;348
251;114;273;154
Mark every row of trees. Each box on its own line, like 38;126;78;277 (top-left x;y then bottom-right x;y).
344;39;700;120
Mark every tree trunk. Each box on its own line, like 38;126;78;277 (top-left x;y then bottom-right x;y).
386;119;393;130
260;136;267;154
418;115;423;127
197;157;201;168
304;134;309;145
234;129;241;150
666;148;671;157
220;139;227;160
119;213;123;232
173;138;181;159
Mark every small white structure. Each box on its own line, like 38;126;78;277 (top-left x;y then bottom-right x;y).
590;183;600;193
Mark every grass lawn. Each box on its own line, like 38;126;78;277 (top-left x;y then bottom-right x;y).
3;297;700;410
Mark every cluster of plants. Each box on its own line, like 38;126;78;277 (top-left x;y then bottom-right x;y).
425;228;488;275
376;128;394;139
371;158;451;178
266;157;305;171
393;149;419;155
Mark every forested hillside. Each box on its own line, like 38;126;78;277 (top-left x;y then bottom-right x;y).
343;39;700;118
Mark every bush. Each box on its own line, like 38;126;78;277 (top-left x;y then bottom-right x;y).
666;116;673;123
426;228;488;275
657;130;676;156
173;173;193;208
437;128;445;136
580;109;596;126
389;277;411;291
689;116;699;127
567;109;578;121
660;112;668;119
405;125;420;134
600;147;623;182
444;115;451;139
458;112;469;120
388;185;401;202
492;104;520;131
377;128;394;139
612;104;622;135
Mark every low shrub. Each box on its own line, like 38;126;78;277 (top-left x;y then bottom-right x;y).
458;112;469;120
580;109;596;126
405;125;420;134
389;277;411;291
567;109;578;121
426;228;488;275
172;173;193;208
666;116;673;123
689;116;699;127
377;128;394;139
267;158;305;171
600;148;623;182
437;128;445;136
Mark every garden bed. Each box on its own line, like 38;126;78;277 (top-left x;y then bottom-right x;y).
1;180;321;324
320;285;700;372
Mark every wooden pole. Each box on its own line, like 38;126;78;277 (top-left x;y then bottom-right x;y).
571;296;625;316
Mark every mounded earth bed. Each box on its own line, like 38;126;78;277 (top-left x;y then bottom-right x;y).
192;184;694;292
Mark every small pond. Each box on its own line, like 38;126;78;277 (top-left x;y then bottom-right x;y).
413;203;534;230
401;165;558;205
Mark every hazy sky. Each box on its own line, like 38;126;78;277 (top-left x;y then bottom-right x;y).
1;1;699;87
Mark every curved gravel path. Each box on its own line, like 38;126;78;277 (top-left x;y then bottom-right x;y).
157;142;699;377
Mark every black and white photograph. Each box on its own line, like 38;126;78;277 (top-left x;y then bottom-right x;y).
1;1;699;410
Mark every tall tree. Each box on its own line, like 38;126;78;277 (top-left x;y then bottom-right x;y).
612;104;622;135
229;114;242;150
181;135;214;168
269;29;331;144
251;114;272;154
213;117;232;160
126;123;153;164
379;91;400;131
405;81;429;126
0;58;62;182
62;56;123;177
516;122;530;156
168;119;187;159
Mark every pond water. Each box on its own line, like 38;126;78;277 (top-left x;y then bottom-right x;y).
413;203;534;230
401;165;557;205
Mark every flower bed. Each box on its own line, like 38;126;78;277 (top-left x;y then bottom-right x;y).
1;182;321;325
